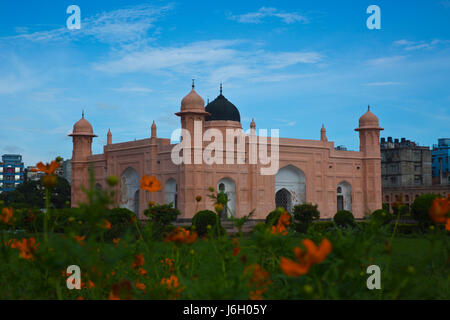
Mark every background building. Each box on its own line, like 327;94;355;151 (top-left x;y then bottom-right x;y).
432;138;450;185
381;137;449;211
62;159;72;184
0;154;25;193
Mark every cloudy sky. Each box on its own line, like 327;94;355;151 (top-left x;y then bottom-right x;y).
0;0;449;166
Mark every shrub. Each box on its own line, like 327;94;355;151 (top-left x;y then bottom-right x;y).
370;209;394;225
333;210;355;228
309;221;334;233
144;203;180;239
292;203;320;233
192;210;220;237
104;207;137;240
392;203;409;216
265;207;285;226
410;194;440;226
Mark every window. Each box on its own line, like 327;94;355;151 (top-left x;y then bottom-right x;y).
390;176;396;184
414;175;422;184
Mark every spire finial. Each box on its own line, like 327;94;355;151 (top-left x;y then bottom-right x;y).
368;105;370;111
82;110;84;118
220;83;223;95
192;79;195;89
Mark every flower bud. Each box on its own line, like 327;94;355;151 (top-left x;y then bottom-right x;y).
106;175;119;187
41;175;57;189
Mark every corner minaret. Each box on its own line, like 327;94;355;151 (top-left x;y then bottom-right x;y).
107;129;112;145
320;124;328;142
151;121;157;139
69;112;97;206
355;105;384;213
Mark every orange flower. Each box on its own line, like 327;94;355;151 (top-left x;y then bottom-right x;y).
446;219;450;231
74;235;86;246
131;254;145;269
280;238;332;277
76;296;85;300
165;227;198;244
109;280;132;300
31;160;60;175
161;275;184;299
232;238;241;256
429;197;449;224
271;211;290;235
10;238;39;260
138;268;147;276
103;220;112;230
113;238;120;245
139;175;162;192
244;264;272;300
0;207;13;225
136;282;146;291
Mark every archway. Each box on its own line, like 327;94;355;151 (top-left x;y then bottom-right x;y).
275;165;306;212
275;188;292;212
217;178;236;218
337;181;352;212
165;178;177;208
120;167;140;214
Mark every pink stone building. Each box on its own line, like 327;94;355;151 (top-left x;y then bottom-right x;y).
69;86;383;220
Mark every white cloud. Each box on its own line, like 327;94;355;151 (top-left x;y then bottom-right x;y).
393;39;450;51
5;4;173;45
229;7;308;24
366;55;406;66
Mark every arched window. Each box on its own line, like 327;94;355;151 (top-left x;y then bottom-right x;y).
120;167;140;215
165;178;177;208
337;181;352;212
275;165;306;212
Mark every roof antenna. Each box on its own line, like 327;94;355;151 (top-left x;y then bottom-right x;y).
192;79;195;89
220;83;223;95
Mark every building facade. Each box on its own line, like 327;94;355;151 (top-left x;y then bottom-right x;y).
69;86;383;220
432;138;450;185
0;154;25;193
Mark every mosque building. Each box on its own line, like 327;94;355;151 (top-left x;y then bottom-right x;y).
69;84;383;219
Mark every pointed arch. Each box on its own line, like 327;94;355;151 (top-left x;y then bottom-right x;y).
120;167;140;214
275;165;306;211
337;180;352;212
217;177;236;218
165;178;177;208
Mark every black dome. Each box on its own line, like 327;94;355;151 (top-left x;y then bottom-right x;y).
205;94;240;122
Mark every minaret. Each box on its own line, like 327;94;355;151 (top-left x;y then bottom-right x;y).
320;124;328;142
107;129;112;145
355;105;384;213
68;112;97;206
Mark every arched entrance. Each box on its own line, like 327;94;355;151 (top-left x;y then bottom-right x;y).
120;167;140;214
165;178;177;208
217;178;236;218
275;188;292;211
337;181;352;212
275;165;306;212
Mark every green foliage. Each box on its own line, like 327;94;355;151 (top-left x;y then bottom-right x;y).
333;210;355;228
370;209;394;225
192;210;220;237
411;194;440;226
292;203;320;233
144;203;180;239
392;203;409;216
228;210;255;237
265;207;285;226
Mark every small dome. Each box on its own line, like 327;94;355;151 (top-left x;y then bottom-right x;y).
181;89;205;111
70;116;96;136
205;94;240;122
359;109;379;128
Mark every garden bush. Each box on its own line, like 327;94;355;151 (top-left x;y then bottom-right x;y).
411;194;440;226
370;209;394;225
192;210;221;237
265;207;285;226
144;203;180;239
292;203;320;233
333;210;355;228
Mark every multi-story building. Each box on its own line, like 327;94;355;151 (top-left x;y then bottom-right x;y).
432;138;450;185
62;159;72;184
0;154;25;193
381;137;449;211
25;166;45;182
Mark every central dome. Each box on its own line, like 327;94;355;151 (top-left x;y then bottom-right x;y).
205;94;240;122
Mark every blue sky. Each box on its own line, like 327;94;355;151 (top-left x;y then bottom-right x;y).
0;0;449;166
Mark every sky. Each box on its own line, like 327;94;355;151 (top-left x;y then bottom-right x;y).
0;0;449;166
